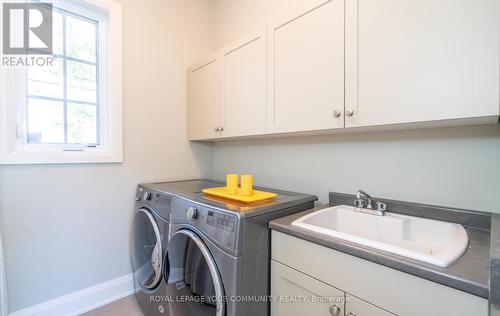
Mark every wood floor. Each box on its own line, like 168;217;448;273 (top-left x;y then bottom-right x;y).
80;295;143;316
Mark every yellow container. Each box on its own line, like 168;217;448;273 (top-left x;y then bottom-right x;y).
202;187;277;203
226;174;239;195
240;174;253;196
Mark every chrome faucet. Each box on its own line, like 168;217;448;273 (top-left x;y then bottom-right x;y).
355;190;373;209
354;190;387;216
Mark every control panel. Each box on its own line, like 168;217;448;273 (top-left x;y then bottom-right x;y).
205;210;237;248
171;197;238;251
136;186;172;220
206;210;236;234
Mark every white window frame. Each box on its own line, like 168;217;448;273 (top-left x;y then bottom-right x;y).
0;0;122;164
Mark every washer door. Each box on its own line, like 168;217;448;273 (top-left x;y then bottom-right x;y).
167;229;225;316
132;208;163;290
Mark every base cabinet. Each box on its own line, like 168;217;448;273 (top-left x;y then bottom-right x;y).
271;231;488;316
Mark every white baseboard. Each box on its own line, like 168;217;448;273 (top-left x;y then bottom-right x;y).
9;274;135;316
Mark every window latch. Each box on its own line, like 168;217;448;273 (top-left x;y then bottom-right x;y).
63;148;84;152
15;124;23;140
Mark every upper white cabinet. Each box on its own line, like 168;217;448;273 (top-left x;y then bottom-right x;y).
345;0;500;128
188;0;499;141
188;56;220;140
188;31;267;140
269;0;345;133
221;30;267;137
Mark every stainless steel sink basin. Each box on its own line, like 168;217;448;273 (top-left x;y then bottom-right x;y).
292;205;469;267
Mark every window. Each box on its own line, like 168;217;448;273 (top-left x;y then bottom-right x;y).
0;0;122;164
28;9;99;145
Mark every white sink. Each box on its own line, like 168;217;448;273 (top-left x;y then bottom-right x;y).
292;205;469;268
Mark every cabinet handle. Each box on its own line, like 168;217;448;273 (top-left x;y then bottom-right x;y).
329;304;341;316
346;108;354;117
219;127;224;132
347;313;357;316
213;127;219;132
333;110;342;118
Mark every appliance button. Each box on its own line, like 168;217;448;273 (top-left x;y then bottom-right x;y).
186;207;198;220
143;191;152;201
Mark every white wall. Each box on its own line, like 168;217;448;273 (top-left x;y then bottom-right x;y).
214;0;327;48
211;0;500;213
0;0;214;312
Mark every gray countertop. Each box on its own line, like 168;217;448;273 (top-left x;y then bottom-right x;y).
491;214;500;304
270;198;493;299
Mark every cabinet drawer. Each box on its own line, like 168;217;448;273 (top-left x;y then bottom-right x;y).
346;294;396;316
271;260;345;316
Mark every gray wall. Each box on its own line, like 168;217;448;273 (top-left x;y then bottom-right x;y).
212;125;500;212
0;0;214;312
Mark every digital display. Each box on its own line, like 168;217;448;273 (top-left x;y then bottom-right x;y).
206;210;236;233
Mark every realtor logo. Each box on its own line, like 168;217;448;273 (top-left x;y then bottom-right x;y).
2;3;53;55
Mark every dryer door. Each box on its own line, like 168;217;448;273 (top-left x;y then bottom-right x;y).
167;229;225;316
132;208;163;290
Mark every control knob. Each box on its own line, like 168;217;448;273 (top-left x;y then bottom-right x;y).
143;191;152;201
186;207;198;220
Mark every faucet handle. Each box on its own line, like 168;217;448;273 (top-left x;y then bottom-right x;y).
354;198;365;208
376;201;387;212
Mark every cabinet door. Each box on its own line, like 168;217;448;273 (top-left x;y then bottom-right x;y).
271;260;345;316
345;0;500;128
346;294;396;316
269;0;345;133
221;30;267;137
188;56;220;140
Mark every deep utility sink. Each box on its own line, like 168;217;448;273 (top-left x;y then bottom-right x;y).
292;205;469;268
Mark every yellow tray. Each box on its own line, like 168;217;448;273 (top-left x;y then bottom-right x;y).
202;187;277;203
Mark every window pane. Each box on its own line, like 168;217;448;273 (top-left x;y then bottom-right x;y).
53;11;63;55
66;16;97;62
67;61;97;103
28;58;64;99
27;98;64;144
67;103;98;144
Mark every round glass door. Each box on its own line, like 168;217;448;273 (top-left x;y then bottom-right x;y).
132;208;163;290
167;229;225;316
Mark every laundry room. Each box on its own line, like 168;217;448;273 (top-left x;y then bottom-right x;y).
0;0;499;316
